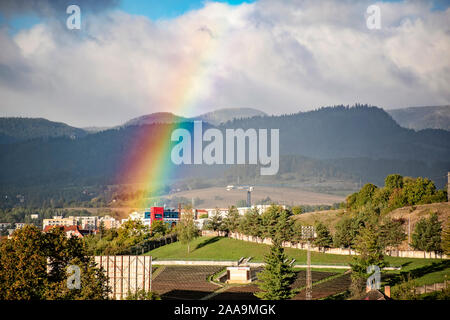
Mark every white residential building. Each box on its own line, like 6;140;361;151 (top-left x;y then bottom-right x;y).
69;216;98;231
43;216;78;229
99;215;120;229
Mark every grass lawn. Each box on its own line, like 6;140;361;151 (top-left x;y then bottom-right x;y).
145;236;449;291
383;259;450;287
144;236;352;265
144;236;447;270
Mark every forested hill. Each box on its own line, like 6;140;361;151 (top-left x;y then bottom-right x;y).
0;117;87;143
0;105;449;189
221;105;450;161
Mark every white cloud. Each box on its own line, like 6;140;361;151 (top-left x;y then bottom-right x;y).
0;0;449;127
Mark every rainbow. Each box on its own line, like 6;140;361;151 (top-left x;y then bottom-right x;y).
117;19;231;208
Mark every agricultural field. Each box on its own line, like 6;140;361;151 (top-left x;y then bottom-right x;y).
152;266;223;300
151;267;345;300
292;273;352;300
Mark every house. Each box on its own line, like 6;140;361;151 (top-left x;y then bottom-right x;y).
99;215;120;229
364;286;391;300
43;216;78;229
69;215;98;231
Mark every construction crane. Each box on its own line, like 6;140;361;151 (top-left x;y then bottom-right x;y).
226;185;254;207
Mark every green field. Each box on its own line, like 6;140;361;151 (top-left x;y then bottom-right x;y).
144;236;449;282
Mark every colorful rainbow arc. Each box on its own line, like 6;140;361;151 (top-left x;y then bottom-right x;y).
118;21;230;208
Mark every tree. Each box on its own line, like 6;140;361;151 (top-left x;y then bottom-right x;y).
176;210;199;254
411;212;442;255
313;222;333;251
240;209;262;241
254;244;296;300
98;221;106;239
273;209;294;245
223;206;240;233
379;218;406;252
443;224;450;255
0;226;48;299
349;224;385;299
333;216;362;249
150;220;167;237
125;289;161;300
205;208;223;232
403;177;437;205
0;225;110;300
291;206;303;215
261;205;293;244
385;174;404;190
391;276;418;300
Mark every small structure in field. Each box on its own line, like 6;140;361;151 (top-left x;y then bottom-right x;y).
226;266;252;284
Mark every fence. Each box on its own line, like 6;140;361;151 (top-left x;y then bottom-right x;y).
415;281;448;295
94;255;153;300
228;232;448;259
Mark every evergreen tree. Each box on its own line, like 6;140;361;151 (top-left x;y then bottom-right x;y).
313;222;333;251
442;224;450;255
254;244;296;300
411;212;442;254
349;224;385;299
223;206;240;233
261;205;293;243
205;208;223;232
333;216;362;249
379;218;406;251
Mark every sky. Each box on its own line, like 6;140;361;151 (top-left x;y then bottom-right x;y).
0;0;449;127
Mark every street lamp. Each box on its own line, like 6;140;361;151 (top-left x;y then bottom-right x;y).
301;225;316;300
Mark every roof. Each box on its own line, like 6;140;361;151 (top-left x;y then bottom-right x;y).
43;225;84;237
364;289;391;300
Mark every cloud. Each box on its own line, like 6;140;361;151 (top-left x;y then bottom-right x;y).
0;0;449;127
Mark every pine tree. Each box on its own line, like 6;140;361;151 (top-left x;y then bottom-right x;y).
443;224;450;255
379;218;406;251
349;224;385;299
223;206;240;233
313;222;333;251
411;212;442;255
254;244;296;300
205;208;223;232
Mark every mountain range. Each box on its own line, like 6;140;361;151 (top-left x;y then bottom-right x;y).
0;105;449;196
1;106;448;144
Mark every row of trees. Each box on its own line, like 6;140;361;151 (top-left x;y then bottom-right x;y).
205;202;442;254
203;204;439;254
346;174;447;214
84;219;175;255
